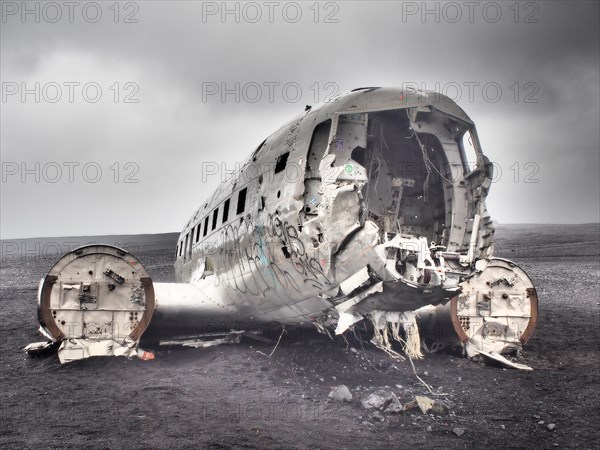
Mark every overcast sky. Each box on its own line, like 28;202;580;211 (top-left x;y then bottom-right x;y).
1;0;598;239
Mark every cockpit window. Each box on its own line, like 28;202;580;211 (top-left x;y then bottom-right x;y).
459;128;479;174
251;139;267;161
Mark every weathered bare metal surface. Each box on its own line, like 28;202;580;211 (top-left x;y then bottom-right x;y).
34;244;155;361
30;88;538;362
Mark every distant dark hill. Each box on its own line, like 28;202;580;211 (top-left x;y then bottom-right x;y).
0;232;179;260
2;224;598;261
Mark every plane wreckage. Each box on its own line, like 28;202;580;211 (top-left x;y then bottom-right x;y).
28;87;538;363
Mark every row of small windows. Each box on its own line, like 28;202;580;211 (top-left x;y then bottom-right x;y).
175;148;294;259
177;187;247;259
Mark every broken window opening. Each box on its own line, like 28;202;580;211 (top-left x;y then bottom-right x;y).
236;187;247;215
274;152;290;174
202;257;214;278
302;119;332;220
203;216;209;237
362;109;450;244
222;198;230;223
212;208;219;231
459;128;479;174
187;232;193;259
351;146;366;166
195;223;201;243
305;119;332;176
251;139;267;161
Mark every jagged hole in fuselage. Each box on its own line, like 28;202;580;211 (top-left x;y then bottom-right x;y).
356;109;450;246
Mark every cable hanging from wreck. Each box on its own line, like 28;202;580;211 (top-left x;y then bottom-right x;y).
404;109;459;204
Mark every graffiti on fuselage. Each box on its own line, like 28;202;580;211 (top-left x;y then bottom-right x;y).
266;214;332;291
211;214;332;298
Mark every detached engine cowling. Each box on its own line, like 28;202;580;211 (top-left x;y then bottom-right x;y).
36;244;155;362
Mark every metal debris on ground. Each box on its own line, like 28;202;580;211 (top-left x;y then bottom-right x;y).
160;331;243;348
474;350;534;371
415;395;452;415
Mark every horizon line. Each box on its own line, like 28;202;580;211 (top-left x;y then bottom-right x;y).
1;222;599;241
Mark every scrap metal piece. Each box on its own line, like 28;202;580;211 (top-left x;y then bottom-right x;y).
474;350;533;371
57;338;139;363
103;268;125;284
415;395;451;415
23;341;59;356
159;331;243;348
78;282;98;305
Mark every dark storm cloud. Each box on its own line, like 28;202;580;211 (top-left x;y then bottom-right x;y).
1;1;598;238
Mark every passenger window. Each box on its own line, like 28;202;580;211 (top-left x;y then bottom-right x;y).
222;198;230;223
203;216;209;237
195;223;201;242
236;188;247;215
212;208;219;230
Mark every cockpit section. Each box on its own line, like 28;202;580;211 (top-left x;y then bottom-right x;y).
360;108;452;246
304;107;492;251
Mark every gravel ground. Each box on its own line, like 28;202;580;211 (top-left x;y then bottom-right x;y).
1;224;598;449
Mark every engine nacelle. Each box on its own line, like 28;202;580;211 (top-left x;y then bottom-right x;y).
417;258;538;357
36;245;155;361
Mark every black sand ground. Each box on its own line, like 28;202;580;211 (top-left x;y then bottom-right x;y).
1;224;598;449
